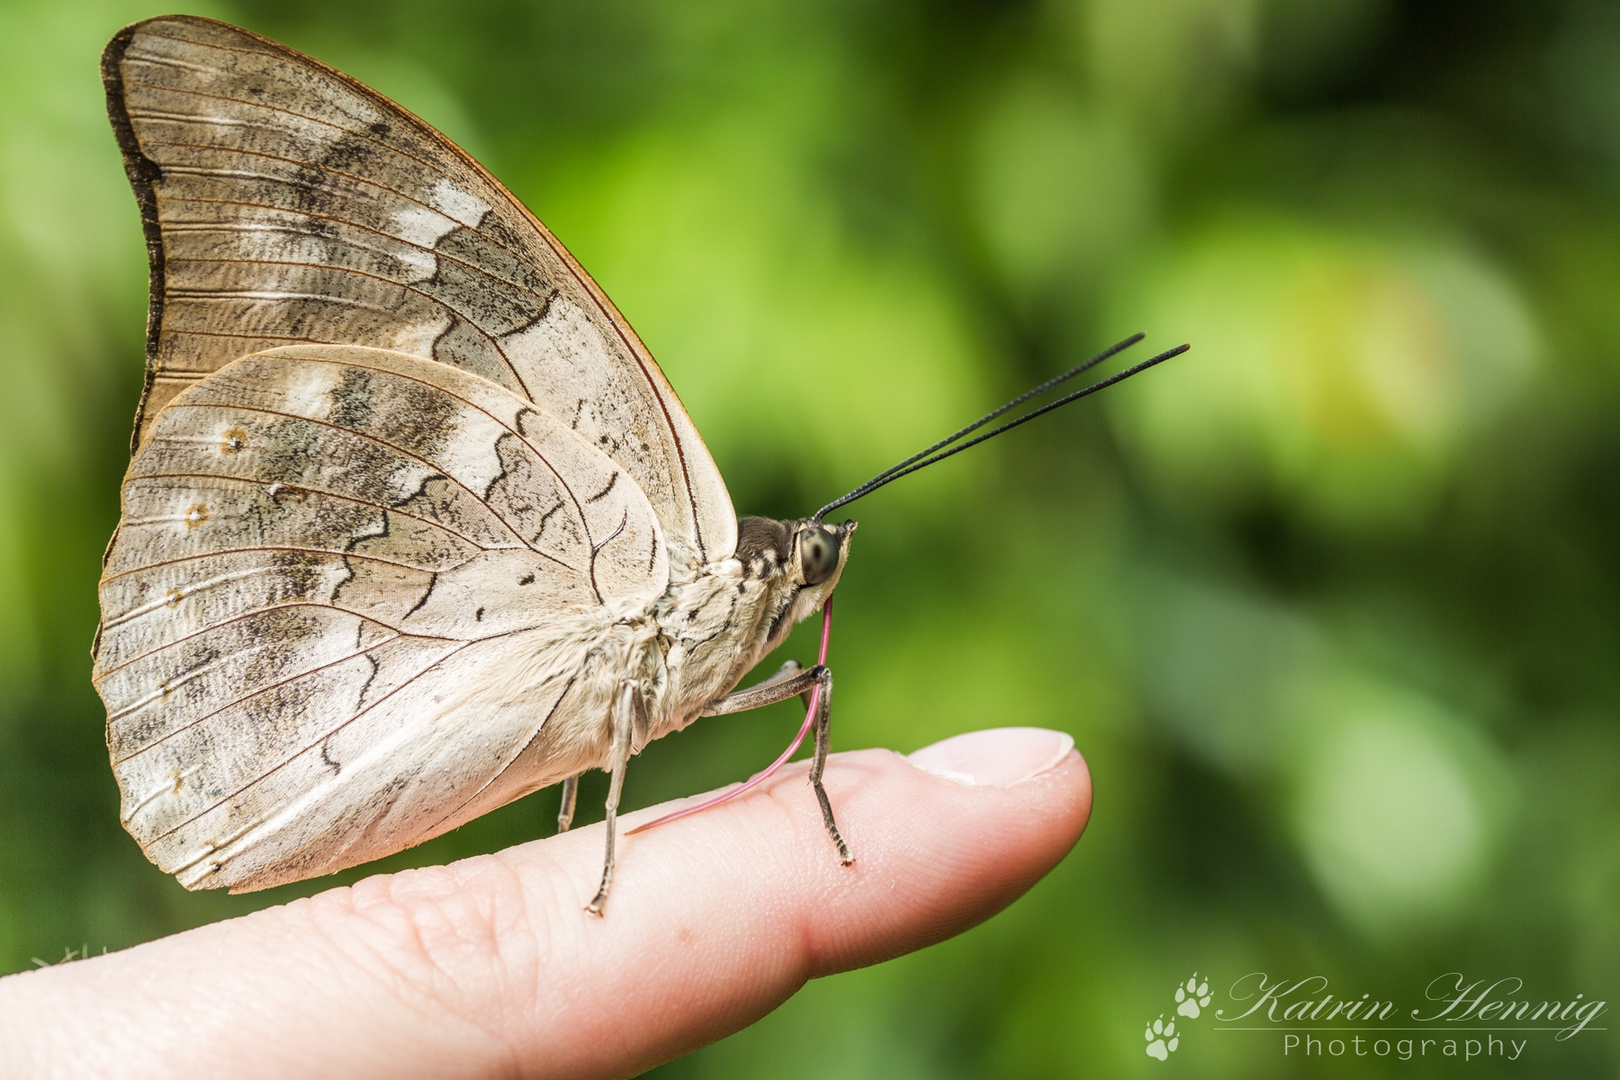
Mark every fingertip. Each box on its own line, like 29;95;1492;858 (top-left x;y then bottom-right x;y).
792;734;1092;966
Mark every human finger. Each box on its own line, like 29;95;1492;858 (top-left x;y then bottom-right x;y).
0;727;1090;1080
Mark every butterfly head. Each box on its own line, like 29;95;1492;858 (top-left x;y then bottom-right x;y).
777;517;854;645
735;516;856;651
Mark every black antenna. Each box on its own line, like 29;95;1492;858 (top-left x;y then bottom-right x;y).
813;336;1188;521
843;333;1145;496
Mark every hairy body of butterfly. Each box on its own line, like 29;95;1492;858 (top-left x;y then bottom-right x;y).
94;16;854;907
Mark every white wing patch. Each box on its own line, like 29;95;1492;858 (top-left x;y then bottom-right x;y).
425;177;491;228
390;203;467;253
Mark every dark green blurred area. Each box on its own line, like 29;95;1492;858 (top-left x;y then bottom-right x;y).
1;0;1617;1075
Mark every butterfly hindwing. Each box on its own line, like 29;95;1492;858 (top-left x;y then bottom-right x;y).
95;345;666;890
103;14;736;563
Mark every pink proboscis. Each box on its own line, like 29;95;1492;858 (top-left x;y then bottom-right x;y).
627;595;835;836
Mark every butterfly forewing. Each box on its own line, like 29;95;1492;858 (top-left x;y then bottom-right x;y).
95;345;669;890
104;14;736;562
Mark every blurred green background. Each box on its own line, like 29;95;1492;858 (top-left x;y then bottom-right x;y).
1;0;1617;1075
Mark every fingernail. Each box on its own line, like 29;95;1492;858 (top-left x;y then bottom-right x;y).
906;727;1076;788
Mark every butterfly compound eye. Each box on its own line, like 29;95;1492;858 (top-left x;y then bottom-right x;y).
799;526;839;585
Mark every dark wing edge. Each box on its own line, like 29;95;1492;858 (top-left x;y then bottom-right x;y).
101;22;167;458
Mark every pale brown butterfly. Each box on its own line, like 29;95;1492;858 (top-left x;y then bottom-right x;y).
94;15;1182;912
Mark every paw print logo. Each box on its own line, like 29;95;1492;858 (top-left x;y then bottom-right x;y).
1175;973;1212;1019
1145;1015;1179;1060
1143;972;1212;1061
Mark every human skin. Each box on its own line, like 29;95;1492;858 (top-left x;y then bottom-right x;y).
0;727;1091;1080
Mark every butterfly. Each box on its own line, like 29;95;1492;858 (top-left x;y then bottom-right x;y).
93;15;1181;912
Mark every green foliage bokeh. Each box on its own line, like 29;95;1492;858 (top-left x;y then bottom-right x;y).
0;0;1617;1076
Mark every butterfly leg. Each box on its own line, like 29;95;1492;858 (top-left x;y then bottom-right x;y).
758;659;807;696
700;663;819;716
586;681;639;916
807;666;853;864
556;775;579;833
700;664;852;863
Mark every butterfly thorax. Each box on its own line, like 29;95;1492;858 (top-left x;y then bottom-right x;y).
646;516;853;744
